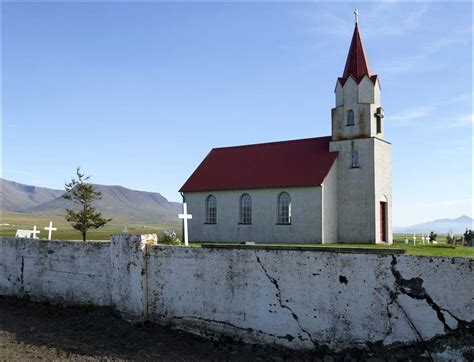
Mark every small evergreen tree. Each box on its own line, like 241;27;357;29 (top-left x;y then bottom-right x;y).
63;167;111;241
429;231;437;242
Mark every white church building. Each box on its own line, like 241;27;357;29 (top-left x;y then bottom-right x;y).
180;18;392;244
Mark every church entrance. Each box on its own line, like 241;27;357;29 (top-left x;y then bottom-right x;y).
380;202;387;242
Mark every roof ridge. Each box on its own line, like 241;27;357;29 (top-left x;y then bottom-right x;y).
212;135;332;151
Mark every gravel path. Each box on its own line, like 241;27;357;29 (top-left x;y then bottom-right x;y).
1;296;472;361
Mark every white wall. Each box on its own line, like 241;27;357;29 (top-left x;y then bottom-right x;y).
183;187;323;244
322;162;338;243
146;245;473;351
0;237;111;306
374;139;393;243
2;236;472;352
330;138;376;243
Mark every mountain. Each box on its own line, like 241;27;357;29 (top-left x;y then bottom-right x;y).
0;179;64;212
1;179;181;223
394;216;473;234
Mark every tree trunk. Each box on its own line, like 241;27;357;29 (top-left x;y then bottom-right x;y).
82;230;86;242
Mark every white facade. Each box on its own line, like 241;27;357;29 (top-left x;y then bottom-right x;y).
184;186;325;244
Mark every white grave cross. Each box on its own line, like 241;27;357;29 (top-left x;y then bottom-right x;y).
44;221;57;241
178;203;192;246
31;225;41;239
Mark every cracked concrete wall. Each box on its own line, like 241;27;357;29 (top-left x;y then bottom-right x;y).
0;237;112;306
2;237;473;352
146;246;473;351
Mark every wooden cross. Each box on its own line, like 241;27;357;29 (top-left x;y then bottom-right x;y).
31;225;41;239
178;203;192;246
44;221;57;241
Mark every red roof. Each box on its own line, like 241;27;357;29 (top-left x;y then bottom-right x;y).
338;24;377;86
180;136;338;192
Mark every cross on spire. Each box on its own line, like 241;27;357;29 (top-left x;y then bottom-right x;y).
354;9;359;24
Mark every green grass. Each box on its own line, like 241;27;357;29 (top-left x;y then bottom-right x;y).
191;235;474;258
0;212;181;241
2;213;471;257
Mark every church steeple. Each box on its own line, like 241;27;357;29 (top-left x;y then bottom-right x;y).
338;22;377;86
332;10;383;141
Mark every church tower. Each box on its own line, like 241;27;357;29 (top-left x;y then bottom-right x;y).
329;14;392;244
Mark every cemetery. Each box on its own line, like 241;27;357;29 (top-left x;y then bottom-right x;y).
1;5;472;360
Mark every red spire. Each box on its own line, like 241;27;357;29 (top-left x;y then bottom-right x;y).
338;24;377;86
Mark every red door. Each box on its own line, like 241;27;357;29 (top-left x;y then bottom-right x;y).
380;202;387;242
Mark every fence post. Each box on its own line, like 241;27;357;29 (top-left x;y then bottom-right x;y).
110;234;157;322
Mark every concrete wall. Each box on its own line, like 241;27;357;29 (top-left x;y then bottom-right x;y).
322;162;338;243
329;138;376;243
146;245;473;351
183;187;324;244
2;236;472;352
0;237;112;306
374;139;393;244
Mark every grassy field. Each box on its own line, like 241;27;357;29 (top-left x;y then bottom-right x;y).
1;212;472;257
0;212;181;241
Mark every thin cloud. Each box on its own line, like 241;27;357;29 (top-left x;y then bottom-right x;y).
437;113;473;129
411;198;473;208
391;93;472;124
380;27;472;76
301;3;429;39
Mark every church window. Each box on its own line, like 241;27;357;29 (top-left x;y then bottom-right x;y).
277;192;291;224
347;110;355;126
351;149;360;168
205;195;217;224
239;193;252;224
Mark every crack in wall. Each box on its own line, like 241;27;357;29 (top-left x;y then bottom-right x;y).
20;256;24;294
390;255;470;333
172;315;296;342
384;286;426;345
254;251;316;348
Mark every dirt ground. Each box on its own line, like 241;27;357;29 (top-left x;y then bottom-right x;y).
0;296;472;361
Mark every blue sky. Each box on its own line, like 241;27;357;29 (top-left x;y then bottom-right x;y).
2;2;472;226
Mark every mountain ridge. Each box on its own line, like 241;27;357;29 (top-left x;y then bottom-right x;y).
394;215;473;234
1;178;181;223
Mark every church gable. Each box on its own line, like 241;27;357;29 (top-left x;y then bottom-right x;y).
180;136;338;192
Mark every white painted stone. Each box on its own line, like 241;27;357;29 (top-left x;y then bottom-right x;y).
1;236;472;351
0;237;111;306
15;230;32;238
109;234;157;322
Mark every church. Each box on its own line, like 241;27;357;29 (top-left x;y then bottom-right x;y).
180;16;392;244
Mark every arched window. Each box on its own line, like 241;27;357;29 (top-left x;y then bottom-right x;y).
205;195;217;224
277;192;291;224
351;149;360;168
347;110;355;126
239;193;252;224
